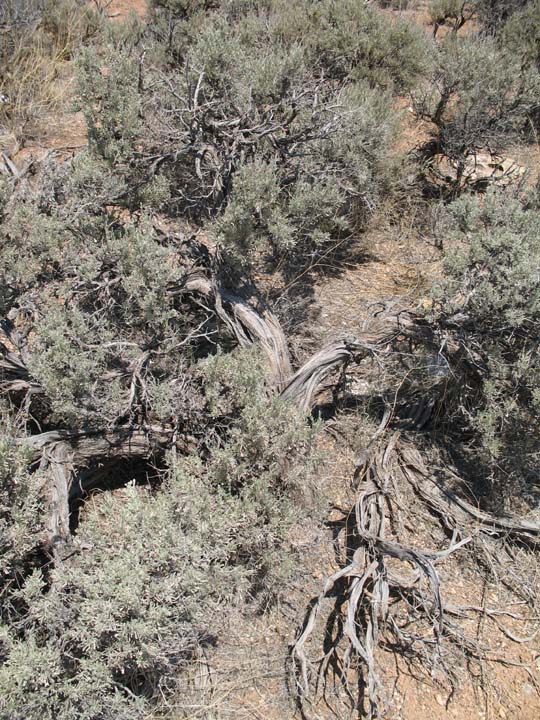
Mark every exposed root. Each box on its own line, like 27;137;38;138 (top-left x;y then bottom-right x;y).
401;448;540;546
291;429;540;718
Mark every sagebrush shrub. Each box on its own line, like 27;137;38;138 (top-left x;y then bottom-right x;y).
414;33;540;189
475;0;530;32
429;190;540;506
502;1;540;68
0;360;321;719
269;0;431;92
76;0;418;269
76;44;142;163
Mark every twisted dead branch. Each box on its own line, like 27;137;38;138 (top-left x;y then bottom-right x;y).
291;426;540;719
400;445;540;546
20;425;195;550
281;337;377;412
181;272;293;389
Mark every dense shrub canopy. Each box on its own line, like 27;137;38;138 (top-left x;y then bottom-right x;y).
0;378;319;719
429;191;540;507
72;0;429;269
2;2;540;719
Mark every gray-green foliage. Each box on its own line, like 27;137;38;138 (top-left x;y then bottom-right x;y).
0;0;46;25
26;303;125;427
97;0;426;268
0;477;231;719
250;0;430;92
430;191;540;502
0;418;44;580
414;33;540;176
0;2;439;718
0;361;320;719
475;0;530;32
212;80;395;265
503;2;540;67
501;1;540;131
307;0;430;91
0;119;322;715
76;44;142;163
0;471;241;720
1;171;190;428
150;0;431;93
0;204;69;312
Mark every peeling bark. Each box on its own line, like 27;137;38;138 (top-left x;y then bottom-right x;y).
22;426;195;548
182;272;293;389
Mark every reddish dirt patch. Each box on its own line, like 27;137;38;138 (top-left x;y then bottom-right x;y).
107;0;148;20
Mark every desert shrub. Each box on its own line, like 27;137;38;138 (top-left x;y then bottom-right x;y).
414;33;540;190
377;0;411;9
199;345;268;417
0;178;12;219
71;0;425;269
0;3;468;718
25;302;127;427
0;477;238;720
0;356;320;719
122;1;404;270
149;0;221;14
268;0;431;92
475;0;530;32
0;116;324;712
0;204;71;309
76;43;142;164
429;190;540;508
0;0;46;27
1;155;202;430
500;2;540;132
212;81;395;268
502;1;540;68
428;0;475;36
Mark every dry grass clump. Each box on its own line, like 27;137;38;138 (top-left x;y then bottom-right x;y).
0;0;101;143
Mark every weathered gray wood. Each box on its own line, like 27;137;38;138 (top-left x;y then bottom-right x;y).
281;337;375;411
39;441;72;551
182;273;293;389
